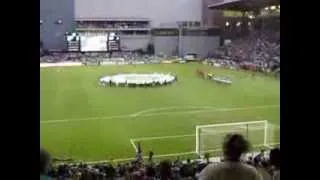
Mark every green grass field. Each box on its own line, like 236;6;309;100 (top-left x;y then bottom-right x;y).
40;63;280;162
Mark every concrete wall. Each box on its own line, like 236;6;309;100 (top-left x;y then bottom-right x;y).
40;0;74;50
75;0;203;27
181;36;220;58
120;35;150;51
154;37;179;56
154;36;220;57
40;0;221;53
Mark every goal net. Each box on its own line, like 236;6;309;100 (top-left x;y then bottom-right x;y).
196;120;277;155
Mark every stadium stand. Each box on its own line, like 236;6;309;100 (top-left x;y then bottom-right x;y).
205;28;280;73
40;1;280;180
223;29;280;62
41;134;280;180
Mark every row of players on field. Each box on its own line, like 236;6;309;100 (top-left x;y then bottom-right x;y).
100;76;178;87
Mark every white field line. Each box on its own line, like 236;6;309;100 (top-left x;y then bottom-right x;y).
130;139;138;152
269;142;280;146
131;105;279;117
130;126;279;154
131;106;220;117
85;142;280;164
132;134;195;141
130;123;279;142
131;128;259;142
239;124;280;130
41;105;279;124
265;145;273;149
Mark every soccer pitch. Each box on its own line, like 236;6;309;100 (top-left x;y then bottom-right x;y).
40;63;280;162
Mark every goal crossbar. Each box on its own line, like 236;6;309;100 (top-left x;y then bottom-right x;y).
196;120;269;154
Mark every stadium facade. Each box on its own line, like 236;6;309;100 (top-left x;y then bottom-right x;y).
40;0;74;50
40;0;223;57
75;0;202;27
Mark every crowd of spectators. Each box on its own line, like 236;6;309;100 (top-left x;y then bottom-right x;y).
40;27;280;73
222;29;280;69
40;51;164;64
41;134;280;180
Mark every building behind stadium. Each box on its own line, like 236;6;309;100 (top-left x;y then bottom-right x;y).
40;0;278;58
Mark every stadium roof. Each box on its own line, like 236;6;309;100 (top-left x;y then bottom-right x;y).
208;0;280;11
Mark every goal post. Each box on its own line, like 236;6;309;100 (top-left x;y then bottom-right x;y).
196;120;272;155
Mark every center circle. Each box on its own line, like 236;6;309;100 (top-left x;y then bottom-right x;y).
99;73;177;87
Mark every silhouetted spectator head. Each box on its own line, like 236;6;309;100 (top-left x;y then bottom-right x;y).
148;149;154;161
204;152;211;164
261;160;269;168
269;148;280;168
40;148;51;174
159;160;172;180
222;133;250;161
175;156;180;162
146;163;156;177
187;158;191;163
254;149;266;166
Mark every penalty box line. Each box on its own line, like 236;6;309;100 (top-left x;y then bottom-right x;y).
131;134;195;142
129;134;195;153
130;139;138;152
129;120;278;152
130;120;274;143
87;142;280;165
129;130;263;150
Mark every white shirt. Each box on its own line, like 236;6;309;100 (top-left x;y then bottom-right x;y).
199;161;261;180
273;170;280;180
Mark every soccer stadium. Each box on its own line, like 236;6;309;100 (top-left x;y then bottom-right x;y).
40;0;280;179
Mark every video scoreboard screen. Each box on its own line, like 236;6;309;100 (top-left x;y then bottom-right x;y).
75;32;120;52
79;33;108;52
65;32;120;52
66;32;80;52
107;32;120;51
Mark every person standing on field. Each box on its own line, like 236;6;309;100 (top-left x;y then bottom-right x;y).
136;142;143;161
148;149;154;161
